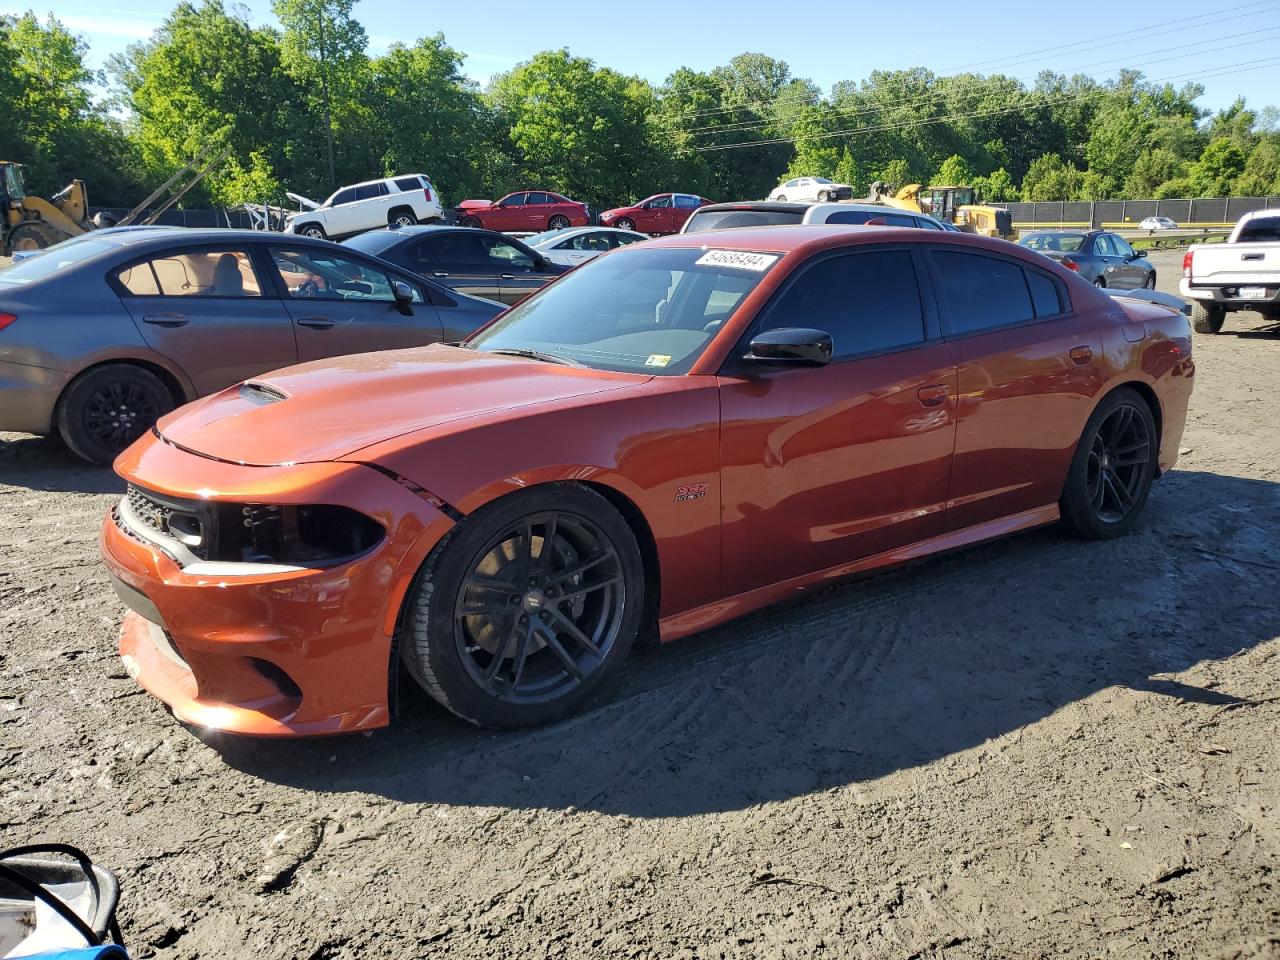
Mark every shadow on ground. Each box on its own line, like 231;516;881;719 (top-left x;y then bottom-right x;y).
0;434;122;494
207;469;1280;818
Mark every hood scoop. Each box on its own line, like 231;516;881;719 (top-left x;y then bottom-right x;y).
238;381;288;406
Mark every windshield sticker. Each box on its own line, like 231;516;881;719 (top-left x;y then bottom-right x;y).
694;250;779;272
645;354;673;367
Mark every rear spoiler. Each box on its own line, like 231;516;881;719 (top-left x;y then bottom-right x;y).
1104;287;1190;316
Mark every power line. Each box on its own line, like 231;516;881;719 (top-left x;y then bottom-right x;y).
692;57;1280;153
681;26;1280;140
661;0;1277;125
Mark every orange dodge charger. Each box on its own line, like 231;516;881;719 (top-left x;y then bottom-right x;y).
101;226;1194;734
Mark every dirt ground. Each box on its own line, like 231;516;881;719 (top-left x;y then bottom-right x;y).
2;248;1277;959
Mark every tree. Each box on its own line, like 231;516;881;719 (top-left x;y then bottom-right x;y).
272;0;368;189
935;154;975;186
1234;137;1280;195
1021;154;1085;201
1124;148;1185;197
1186;138;1247;196
972;167;1019;202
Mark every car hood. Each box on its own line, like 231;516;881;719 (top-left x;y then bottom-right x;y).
154;344;645;466
600;206;638;217
457;199;495;211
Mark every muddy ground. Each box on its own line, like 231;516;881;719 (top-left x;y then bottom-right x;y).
1;248;1277;959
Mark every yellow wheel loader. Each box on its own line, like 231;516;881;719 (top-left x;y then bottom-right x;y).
0;161;104;255
868;181;1016;240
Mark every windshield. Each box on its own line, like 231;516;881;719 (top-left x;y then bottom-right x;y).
0;238;120;286
1020;233;1085;253
466;246;779;375
525;228;575;248
684;208;804;233
341;231;397;256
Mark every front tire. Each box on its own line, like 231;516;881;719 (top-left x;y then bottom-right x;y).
400;484;645;728
775;194;787;202
57;364;175;466
1143;272;1156;289
1092;275;1106;288
1191;301;1226;334
817;190;830;201
298;224;327;240
615;217;635;231
459;215;482;229
1059;387;1157;540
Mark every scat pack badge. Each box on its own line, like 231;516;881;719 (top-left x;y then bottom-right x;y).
674;481;710;503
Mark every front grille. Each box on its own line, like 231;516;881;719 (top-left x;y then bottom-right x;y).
834;187;853;200
124;484;212;560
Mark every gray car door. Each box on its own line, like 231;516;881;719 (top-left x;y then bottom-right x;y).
1107;234;1144;287
1092;234;1129;287
266;245;445;362
116;245;297;395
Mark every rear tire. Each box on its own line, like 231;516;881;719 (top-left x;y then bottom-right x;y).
388;207;417;229
1191;301;1226;334
399;484;645;728
775;194;787;202
1059;387;1157;540
298;224;327;240
548;215;571;230
1092;275;1106;288
817;190;830;201
57;364;175;467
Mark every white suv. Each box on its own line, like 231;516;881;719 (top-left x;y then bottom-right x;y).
288;174;443;240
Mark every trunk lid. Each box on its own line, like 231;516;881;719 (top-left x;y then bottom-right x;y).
1188;242;1280;287
155;344;644;466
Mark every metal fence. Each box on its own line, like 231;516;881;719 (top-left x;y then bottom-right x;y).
1005;196;1280;229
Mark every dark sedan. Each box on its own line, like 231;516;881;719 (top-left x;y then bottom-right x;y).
0;228;503;464
1018;230;1156;290
343;226;569;305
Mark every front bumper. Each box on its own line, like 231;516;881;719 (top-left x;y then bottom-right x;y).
100;433;455;736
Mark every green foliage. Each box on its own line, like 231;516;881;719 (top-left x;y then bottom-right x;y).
5;8;1278;218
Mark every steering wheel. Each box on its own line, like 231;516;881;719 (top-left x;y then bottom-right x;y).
296;278;320;298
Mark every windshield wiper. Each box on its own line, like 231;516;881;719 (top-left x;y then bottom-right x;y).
484;347;583;367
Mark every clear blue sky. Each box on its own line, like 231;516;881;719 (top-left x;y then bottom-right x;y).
8;0;1279;114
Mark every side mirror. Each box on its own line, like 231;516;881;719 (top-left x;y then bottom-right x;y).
1134;249;1147;259
744;327;832;367
392;280;415;315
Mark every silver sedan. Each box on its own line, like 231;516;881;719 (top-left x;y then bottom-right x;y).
523;226;649;267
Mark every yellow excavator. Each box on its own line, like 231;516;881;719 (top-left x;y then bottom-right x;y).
0;161;102;254
868;182;1016;240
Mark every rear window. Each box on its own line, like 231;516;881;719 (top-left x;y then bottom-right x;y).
393;176;424;192
0;238;119;286
1238;218;1280;243
684;209;804;233
823;210;920;228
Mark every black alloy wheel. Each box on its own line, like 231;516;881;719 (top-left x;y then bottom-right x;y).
400;484;645;727
454;512;625;704
1060;387;1156;539
57;364;175;466
1093;275;1106;288
459;215;482;228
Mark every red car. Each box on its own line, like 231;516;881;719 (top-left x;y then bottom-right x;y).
599;193;712;234
456;191;590;232
101;226;1193;736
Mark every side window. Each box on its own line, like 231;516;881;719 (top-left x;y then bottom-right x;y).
674;195;700;209
932;250;1035;336
880;214;918;227
525;192;549;205
758;250;926;359
116;249;263;298
824;210;875;225
486;238;535;270
330;188;358;206
1026;268;1065;317
1110;235;1135;258
501;193;527;207
353;183;388;201
1093;235;1117;257
269;247;417;302
613;233;645;247
393;176;423;192
649;195;673;208
785;179;799;188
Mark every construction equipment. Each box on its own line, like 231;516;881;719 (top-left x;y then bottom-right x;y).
0;162;101;255
1;146;230;256
868;181;1016;240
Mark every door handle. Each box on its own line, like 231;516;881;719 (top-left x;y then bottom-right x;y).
296;317;335;329
1241;252;1264;261
142;313;188;327
1070;345;1093;364
916;384;949;407
433;271;449;278
500;273;516;280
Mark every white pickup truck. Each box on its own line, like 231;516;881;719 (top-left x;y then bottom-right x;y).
1180;209;1280;333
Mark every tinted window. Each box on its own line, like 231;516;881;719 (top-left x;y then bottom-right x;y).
269;247;411;302
354;183;388;201
117;249;263;297
487;238;536;269
824;210;919;227
500;193;527;207
684;209;804;233
526;192;550;205
933;250;1034;335
1238;218;1280;242
393;176;423;192
649;195;673;208
674;195;702;209
760;250;925;359
331;188;358;206
1026;269;1064;317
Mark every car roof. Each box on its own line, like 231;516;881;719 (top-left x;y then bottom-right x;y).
695;201;813;214
644;223;1022;257
803;202;920;217
1237;208;1280;223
